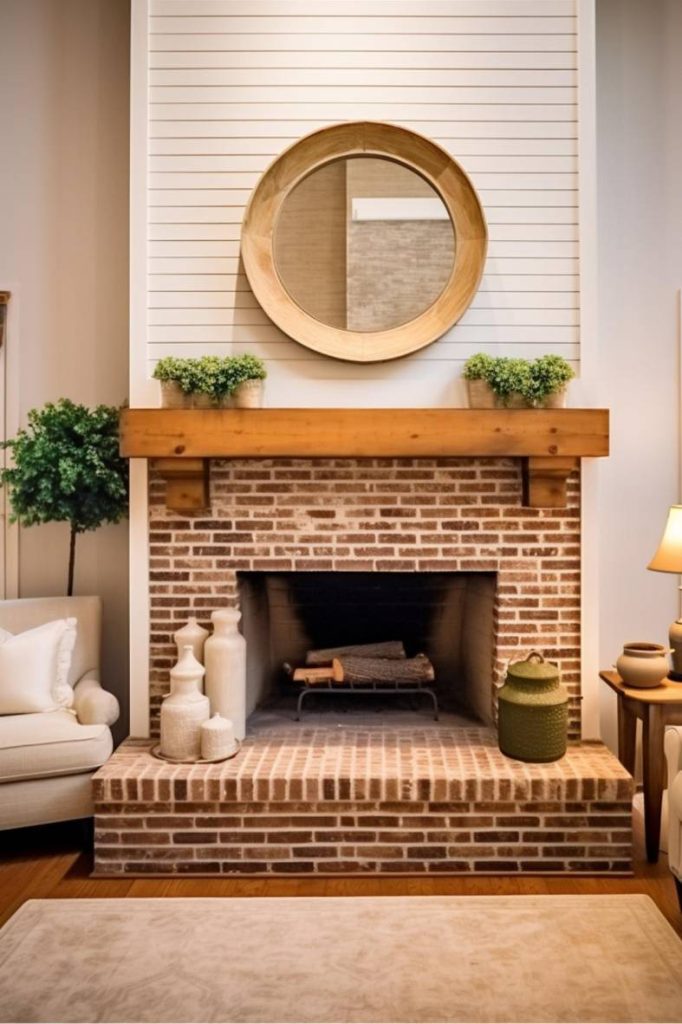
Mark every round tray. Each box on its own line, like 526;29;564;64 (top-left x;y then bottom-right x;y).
150;740;241;765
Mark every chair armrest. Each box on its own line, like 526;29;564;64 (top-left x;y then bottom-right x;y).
668;769;682;881
665;726;682;789
73;671;120;727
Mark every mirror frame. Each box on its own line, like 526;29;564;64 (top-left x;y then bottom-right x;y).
241;121;487;363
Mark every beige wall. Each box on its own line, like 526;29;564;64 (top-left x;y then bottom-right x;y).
0;0;131;740
596;0;682;753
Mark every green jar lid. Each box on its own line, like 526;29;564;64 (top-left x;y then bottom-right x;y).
507;650;559;683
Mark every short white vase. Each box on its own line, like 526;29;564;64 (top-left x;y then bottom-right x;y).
204;608;247;740
201;713;236;761
174;616;209;664
160;645;210;761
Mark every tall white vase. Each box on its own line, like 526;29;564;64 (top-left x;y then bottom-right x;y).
204;608;247;740
160;646;210;760
174;616;209;665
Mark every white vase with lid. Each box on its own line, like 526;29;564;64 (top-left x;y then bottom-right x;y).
160;646;210;760
204;608;247;740
174;616;209;665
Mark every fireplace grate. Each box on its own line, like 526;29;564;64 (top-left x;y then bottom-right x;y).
295;679;439;721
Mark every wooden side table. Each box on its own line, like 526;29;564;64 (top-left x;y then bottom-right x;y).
600;670;682;862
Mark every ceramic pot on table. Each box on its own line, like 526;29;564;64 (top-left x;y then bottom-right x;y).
616;642;670;688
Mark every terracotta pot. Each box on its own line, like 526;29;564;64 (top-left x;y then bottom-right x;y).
616;642;670;688
233;379;264;408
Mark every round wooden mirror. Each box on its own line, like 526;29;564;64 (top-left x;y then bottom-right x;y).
241;122;487;363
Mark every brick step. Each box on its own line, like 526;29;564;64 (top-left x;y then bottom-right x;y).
94;733;634;877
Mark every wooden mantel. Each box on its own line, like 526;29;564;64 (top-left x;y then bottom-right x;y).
120;408;609;511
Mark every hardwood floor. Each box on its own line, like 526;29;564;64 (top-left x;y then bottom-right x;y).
1;812;680;936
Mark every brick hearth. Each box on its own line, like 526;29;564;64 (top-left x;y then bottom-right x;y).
93;730;633;876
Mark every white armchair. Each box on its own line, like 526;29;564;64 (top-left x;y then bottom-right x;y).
0;596;119;830
666;725;682;910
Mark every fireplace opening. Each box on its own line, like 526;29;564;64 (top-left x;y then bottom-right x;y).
238;571;497;725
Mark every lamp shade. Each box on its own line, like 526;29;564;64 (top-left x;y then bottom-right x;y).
648;505;682;572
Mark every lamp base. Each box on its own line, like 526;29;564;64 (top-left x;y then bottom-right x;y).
669;618;682;678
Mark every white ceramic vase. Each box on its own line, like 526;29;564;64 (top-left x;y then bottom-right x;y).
201;713;236;761
174;616;209;665
160;646;210;760
204;608;247;740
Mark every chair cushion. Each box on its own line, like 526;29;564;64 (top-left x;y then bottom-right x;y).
0;619;77;714
0;710;112;783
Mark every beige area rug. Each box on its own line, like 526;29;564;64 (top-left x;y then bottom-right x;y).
0;896;681;1024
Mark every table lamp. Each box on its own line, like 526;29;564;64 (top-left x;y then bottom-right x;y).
648;504;682;680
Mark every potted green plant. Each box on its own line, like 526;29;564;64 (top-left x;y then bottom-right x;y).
462;352;496;408
0;400;128;595
153;355;267;408
524;354;575;409
463;353;574;409
153;356;231;408
225;354;267;408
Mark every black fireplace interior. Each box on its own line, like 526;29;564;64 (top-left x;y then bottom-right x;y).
238;571;497;723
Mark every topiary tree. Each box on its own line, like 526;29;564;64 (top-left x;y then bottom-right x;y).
0;399;128;595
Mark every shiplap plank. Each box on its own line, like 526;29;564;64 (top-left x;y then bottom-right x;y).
149;50;577;71
148;323;578;345
148;239;579;260
150;172;577;190
480;275;579;290
147;205;578;225
148;342;580;366
149;137;578;156
150;290;261;308
148;189;577;207
150;17;576;35
148;256;579;276
148;222;578;242
150;120;577;139
148;306;578;328
149;68;577;87
151;33;576;53
147;273;580;292
148;290;579;311
150;103;577;121
151;2;576;16
150;86;576;104
149;154;576;173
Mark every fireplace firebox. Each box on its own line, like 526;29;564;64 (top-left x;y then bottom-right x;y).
238;571;496;724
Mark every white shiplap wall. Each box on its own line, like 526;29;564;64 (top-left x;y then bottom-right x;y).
145;0;579;407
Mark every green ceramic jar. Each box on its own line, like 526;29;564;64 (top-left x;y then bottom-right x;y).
497;650;568;763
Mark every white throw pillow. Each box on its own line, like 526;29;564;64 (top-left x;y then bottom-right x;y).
0;618;78;714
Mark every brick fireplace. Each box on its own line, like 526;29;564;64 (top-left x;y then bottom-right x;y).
147;456;582;733
94;450;633;876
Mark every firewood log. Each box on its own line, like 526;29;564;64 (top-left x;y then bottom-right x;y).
292;663;344;686
305;640;406;666
333;653;435;686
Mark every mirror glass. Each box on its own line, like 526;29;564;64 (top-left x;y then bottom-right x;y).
273;156;456;333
